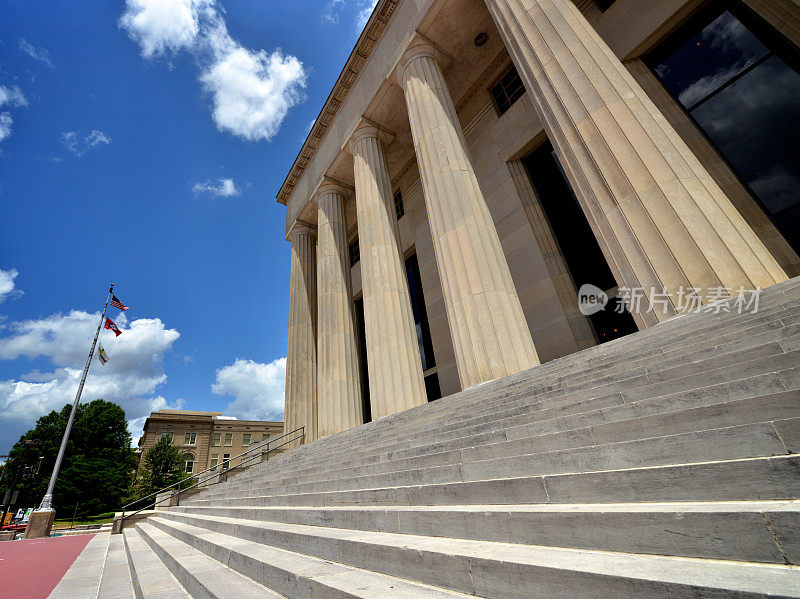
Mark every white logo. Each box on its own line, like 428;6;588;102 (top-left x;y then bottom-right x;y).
578;284;608;315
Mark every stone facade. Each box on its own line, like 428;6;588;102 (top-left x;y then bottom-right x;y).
280;0;799;440
137;410;285;473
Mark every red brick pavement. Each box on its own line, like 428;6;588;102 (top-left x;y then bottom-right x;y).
0;534;95;599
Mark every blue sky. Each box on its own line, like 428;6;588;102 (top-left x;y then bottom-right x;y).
0;0;377;449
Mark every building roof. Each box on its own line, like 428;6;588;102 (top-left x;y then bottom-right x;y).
275;0;398;205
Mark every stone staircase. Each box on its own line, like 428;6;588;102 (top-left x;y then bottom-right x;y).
107;278;800;598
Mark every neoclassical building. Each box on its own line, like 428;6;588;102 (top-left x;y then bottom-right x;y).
280;0;800;441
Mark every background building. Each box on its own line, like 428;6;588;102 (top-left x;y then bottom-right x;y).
137;410;284;474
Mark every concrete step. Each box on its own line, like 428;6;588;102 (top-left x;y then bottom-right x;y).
140;519;476;598
192;454;800;508
47;533;111;599
196;386;800;501
134;521;286;598
194;344;800;504
203;296;800;490
198;418;797;500
98;534;135;599
201;291;800;489
146;515;800;599
161;501;800;564
123;528;189;598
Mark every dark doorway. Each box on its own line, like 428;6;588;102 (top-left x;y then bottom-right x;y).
405;253;441;401
645;0;800;255
522;142;638;343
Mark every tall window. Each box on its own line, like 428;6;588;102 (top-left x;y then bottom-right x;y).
349;239;360;266
184;454;195;473
212;432;221;446
210;454;219;469
394;191;405;220
242;433;251;446
222;453;230;470
161;431;173;443
262;433;270;442
184;432;197;446
490;66;525;115
646;1;800;254
224;433;233;446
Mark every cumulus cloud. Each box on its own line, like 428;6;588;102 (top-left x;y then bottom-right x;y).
0;83;27;144
0;268;23;303
0;309;181;446
211;357;285;421
61;130;111;156
120;0;306;142
192;177;239;197
18;39;53;68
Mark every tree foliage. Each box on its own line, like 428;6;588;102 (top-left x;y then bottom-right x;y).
0;399;136;517
128;436;193;505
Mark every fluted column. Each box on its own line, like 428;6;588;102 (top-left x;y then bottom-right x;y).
397;44;540;389
484;0;787;322
284;221;317;444
316;182;363;437
349;125;427;418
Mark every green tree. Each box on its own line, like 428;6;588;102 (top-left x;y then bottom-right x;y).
129;436;193;502
0;399;136;517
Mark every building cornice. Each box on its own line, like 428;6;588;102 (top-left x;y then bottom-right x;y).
276;0;401;206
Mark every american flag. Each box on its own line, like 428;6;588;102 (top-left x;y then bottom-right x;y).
110;294;129;311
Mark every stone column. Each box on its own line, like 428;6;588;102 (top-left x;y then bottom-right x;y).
284;221;318;444
484;0;787;322
349;124;428;419
397;44;540;390
316;182;363;437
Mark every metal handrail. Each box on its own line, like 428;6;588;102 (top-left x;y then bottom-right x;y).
119;426;305;524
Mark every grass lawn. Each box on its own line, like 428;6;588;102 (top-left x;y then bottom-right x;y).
53;512;115;529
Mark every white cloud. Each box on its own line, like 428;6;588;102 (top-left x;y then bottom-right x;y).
119;0;210;58
192;177;239;197
322;0;346;24
355;0;378;29
0;83;27;143
61;129;111;156
0;113;13;144
120;0;306;142
0;309;181;446
0;268;23;303
211;357;285;421
18;39;53;68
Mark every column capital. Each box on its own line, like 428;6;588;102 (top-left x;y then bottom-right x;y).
395;39;449;86
286;220;317;242
348;120;395;154
315;177;353;201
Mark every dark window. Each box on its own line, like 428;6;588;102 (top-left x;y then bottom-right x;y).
522;142;638;343
645;1;800;254
490;66;526;115
405;254;436;374
594;0;615;11
349;239;360;266
354;298;371;423
394;191;405;220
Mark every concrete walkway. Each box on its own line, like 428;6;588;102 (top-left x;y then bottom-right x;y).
0;533;101;599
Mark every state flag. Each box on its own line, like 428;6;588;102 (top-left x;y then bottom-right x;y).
110;294;130;311
104;317;122;336
98;344;109;365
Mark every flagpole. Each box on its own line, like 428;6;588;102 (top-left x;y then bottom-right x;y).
37;284;114;512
